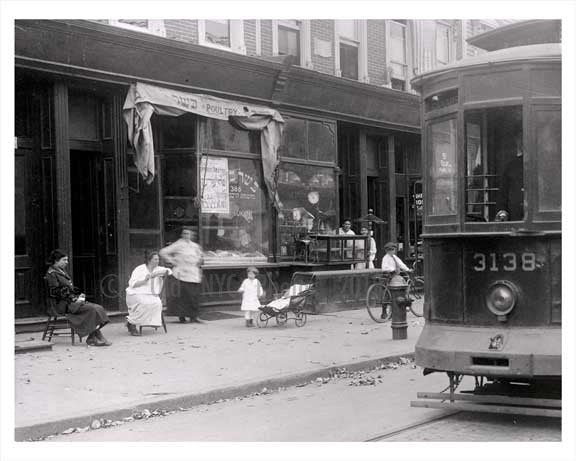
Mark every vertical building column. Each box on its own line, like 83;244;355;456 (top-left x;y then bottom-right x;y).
255;19;262;56
114;92;130;308
53;82;73;263
300;20;313;69
359;129;368;217
387;135;396;243
358;20;369;83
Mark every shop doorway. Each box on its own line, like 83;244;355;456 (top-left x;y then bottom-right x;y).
70;151;117;309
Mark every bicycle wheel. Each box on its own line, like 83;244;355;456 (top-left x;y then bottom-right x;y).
407;278;424;317
408;276;425;300
366;284;392;323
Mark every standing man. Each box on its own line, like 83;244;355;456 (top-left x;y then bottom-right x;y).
160;227;204;323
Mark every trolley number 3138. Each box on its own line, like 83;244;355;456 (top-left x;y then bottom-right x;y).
472;252;537;272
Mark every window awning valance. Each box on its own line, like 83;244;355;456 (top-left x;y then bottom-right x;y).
123;82;285;209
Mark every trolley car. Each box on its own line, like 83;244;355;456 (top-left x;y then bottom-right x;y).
410;21;561;416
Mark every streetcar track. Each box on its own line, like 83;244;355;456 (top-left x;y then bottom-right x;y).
365;410;460;442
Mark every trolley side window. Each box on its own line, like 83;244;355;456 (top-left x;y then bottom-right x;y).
429;118;457;216
534;109;561;212
464;106;524;222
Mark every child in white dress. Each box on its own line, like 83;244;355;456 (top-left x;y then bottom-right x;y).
238;266;265;327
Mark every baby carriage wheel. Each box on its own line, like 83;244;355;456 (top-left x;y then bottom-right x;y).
275;311;288;326
256;311;268;328
294;310;307;327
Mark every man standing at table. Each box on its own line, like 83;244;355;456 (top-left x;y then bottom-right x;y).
160;227;204;323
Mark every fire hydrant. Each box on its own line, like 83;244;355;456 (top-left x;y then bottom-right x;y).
388;274;412;340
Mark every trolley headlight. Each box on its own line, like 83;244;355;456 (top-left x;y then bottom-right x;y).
485;281;519;321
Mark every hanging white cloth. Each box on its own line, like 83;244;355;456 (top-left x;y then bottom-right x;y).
123;82;285;208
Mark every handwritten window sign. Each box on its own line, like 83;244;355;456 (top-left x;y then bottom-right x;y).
201;157;230;214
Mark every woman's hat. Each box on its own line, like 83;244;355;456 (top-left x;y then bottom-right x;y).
247;266;259;275
384;242;398;251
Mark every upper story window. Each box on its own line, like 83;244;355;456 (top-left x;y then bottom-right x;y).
272;20;311;67
205;19;230;47
109;19;166;36
388;20;408;90
436;22;452;65
278;20;300;61
335;20;367;82
198;20;246;54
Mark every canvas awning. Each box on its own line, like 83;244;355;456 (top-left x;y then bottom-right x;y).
123;82;285;209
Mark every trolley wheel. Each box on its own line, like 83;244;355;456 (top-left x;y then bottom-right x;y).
256;312;268;328
366;284;392;323
294;311;307;327
275;311;288;326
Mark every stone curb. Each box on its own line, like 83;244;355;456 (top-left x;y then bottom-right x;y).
14;351;415;441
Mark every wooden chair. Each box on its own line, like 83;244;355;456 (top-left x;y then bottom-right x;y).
41;294;82;345
138;309;168;335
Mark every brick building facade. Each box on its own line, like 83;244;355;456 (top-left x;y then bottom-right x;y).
14;18;511;319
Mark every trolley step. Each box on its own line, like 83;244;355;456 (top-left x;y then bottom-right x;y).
411;391;561;418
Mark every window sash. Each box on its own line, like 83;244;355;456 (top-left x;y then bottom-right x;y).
389;21;407;65
436;24;451;64
205;19;231;48
336;19;359;42
340;42;359;80
278;25;300;60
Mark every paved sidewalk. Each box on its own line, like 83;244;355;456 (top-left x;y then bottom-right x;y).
14;304;424;440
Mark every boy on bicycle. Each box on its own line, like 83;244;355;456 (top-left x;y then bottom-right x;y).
381;242;413;275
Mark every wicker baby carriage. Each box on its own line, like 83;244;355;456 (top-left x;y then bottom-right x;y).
256;283;315;328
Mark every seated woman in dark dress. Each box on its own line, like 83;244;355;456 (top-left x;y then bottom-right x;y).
44;249;112;346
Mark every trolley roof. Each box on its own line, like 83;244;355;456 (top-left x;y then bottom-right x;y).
411;43;560;91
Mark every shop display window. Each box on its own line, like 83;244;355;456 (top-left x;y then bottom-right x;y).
200;156;269;264
277;164;337;257
278;117;306;159
278;117;336;163
207;119;259;153
159;113;196;149
308;121;336;162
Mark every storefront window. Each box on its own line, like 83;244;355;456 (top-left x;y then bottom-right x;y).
207;119;259;153
200;157;269;263
429;119;457;216
160;113;196;149
162;154;198;244
278;117;306;159
278;117;336;162
277;164;337;256
308;121;336;162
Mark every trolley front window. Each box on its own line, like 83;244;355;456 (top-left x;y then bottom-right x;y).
429;118;457;216
465;106;524;222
